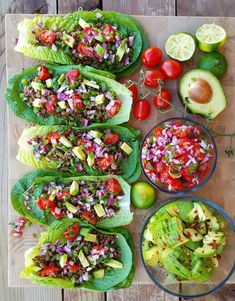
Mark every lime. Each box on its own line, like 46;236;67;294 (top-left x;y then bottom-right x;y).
165;32;196;61
197;52;228;79
195;24;227;52
131;182;156;209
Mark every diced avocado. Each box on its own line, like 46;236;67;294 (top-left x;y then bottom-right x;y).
73;146;86;160
143;226;154;242
203;231;224;245
45;78;53;88
143;246;161;266
62;33;75;48
32;98;42;108
83;79;99;89
94;34;106;42
94;44;106;55
87;152;95;167
58;100;67;109
94;138;104;146
217;245;225;255
194;202;212;221
179;69;227;119
80;228;90;237
84;233;97;242
89;130;102;139
216;216;225;230
165;203;179;216
94;203;106;217
65;202;78;214
120;142;133;154
197;221;207;235
78;18;90;29
59;254;67;268
210;256;219;268
70;180;79;196
191;257;203;279
187;207;198;222
78;250;89;268
94;269;105;279
59;136;72;148
210;216;220;231
116;38;127;61
57;74;65;85
31;81;44;91
49;191;56;201
184;228;203;242
194;245;217;258
185;240;202;251
106;259;123;269
95;94;105;104
176;201;195;222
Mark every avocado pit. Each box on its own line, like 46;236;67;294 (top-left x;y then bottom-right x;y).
188;78;213;104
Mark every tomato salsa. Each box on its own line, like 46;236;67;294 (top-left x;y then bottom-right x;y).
141;120;215;192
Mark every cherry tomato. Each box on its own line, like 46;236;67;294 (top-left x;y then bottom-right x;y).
96;155;114;170
47;132;60;143
127;83;138;102
56;191;70;201
64;224;80;241
153;88;171;110
133;99;150;120
81;212;97;225
107;99;122;117
41;266;60;277
66;69;80;83
141;47;162;67
77;42;93;57
160;59;183;80
38;66;50;81
102;25;115;42
37;197;53;210
144;70;166;88
50;205;65;219
38;30;56;45
72;94;84;109
104;133;119;145
105;178;122;194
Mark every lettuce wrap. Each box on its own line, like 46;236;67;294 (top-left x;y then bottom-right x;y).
5;64;133;126
17;124;141;183
15;10;148;76
11;169;133;227
21;219;134;290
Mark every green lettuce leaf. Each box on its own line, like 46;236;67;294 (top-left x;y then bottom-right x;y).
11;169;133;227
5;64;132;126
15;10;148;76
21;219;134;290
17;124;140;183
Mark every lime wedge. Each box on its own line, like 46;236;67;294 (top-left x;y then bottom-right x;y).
195;24;227;52
165;33;196;61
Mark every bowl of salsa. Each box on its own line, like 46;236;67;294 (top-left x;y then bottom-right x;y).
141;117;217;194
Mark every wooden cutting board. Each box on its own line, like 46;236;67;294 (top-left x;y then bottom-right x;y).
6;14;235;287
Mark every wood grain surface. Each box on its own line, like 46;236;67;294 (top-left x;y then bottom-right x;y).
1;1;235;301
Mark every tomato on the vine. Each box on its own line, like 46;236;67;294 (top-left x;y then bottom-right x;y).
160;59;183;80
141;47;162;67
127;83;138;102
144;70;166;88
153;88;172;110
133;99;151;121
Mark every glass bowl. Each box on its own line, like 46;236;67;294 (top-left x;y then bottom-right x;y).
140;197;235;298
140;117;217;195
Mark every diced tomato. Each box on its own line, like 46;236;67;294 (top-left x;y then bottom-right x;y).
173;128;189;138
154;161;166;173
50;205;65;218
154;128;162;137
82;27;92;34
47;132;60;143
107;100;122;117
45;101;56;114
77;42;93;57
177;154;189;165
144;161;155;173
104;133;119;145
38;66;50;81
66;69;80;83
41;266;60;277
56;191;70;201
37;30;56;45
81;212;97;225
181;167;195;182
37;196;53;210
102;25;115;42
96;155;114;170
167;177;183;191
198;162;210;176
192;144;204;160
127;84;138;102
158;165;170;183
72;94;84;109
105;178;122;194
179;137;194;149
64;224;80;241
92;245;104;250
69;264;80;272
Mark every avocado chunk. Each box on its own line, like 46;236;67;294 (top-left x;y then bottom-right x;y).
94;34;106;42
95;94;105;104
59;136;72;148
106;259;123;269
62;33;75;48
83;79;99;89
65;202;78;214
210;216;220;231
78;250;89;268
94;44;106;55
70;180;79;196
89;130;102;139
87;152;95;167
32;98;42;108
185;239;202;251
94;203;106;217
58;100;67;109
116;38;127;61
120;142;133;154
143;246;161;266
57;74;65;85
94;138;104;146
194;202;212;221
72;146;86;160
45;78;53;88
165;203;179;216
31;81;44;91
94;269;105;279
49;191;56;201
184;228;203;242
203;231;224;245
194;245;217;258
84;233;97;242
59;254;67;268
179;69;227;119
78;18;90;29
80;228;90;237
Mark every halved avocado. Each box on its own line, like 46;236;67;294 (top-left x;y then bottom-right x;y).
179;69;227;119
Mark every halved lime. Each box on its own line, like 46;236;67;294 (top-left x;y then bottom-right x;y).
165;33;196;61
195;24;227;52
